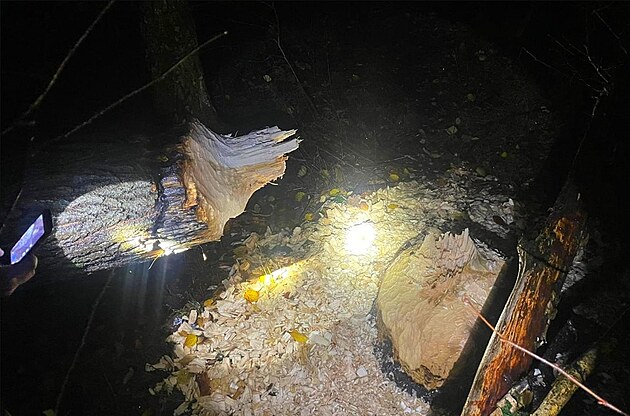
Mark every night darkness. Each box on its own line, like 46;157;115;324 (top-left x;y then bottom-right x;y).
1;2;630;415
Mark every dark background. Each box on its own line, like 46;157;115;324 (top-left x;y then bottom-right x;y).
2;2;629;415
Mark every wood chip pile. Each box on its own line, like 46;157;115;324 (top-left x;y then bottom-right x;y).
149;167;520;415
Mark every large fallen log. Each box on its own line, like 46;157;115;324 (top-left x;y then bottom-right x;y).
461;179;587;416
0;120;299;276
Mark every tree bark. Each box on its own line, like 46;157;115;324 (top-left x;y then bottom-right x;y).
0;121;298;277
140;0;222;128
462;179;587;416
531;345;597;416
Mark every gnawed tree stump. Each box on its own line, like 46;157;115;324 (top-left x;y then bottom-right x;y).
376;229;506;391
0;120;299;276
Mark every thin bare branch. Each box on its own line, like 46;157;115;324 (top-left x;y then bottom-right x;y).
550;35;577;57
521;47;565;76
592;10;628;55
54;271;115;415
521;46;603;94
44;30;229;147
1;0;117;137
270;2;319;118
584;44;612;86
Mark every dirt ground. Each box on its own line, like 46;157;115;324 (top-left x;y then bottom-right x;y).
1;2;629;415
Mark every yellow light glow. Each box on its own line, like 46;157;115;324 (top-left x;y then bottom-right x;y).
345;222;376;255
252;261;307;294
258;265;292;287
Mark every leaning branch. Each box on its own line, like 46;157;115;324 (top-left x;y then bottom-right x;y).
464;298;629;416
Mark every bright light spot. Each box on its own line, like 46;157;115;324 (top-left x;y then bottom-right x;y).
258;266;291;287
345;222;376;255
270;267;291;279
158;239;186;256
251;261;307;294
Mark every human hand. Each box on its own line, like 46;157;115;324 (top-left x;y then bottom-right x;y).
0;248;38;297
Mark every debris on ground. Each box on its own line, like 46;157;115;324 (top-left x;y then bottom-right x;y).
149;165;520;415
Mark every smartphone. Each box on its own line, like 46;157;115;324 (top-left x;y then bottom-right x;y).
1;210;52;265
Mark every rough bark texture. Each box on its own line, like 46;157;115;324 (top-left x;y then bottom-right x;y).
0;121;298;277
140;0;221;127
462;180;587;416
531;346;597;416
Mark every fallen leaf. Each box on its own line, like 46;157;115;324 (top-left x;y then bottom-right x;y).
290;330;308;343
446;125;458;135
389;173;400;182
320;217;332;225
184;334;198;348
244;289;260;303
295;191;306;202
304;212;315;221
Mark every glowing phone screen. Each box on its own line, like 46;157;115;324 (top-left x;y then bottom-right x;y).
10;214;45;264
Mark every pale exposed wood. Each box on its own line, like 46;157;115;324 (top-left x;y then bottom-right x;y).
376;229;506;390
179;122;298;242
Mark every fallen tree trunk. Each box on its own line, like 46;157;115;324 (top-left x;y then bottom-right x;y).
461;179;587;416
0;120;298;276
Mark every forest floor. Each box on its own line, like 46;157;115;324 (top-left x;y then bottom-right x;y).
1;3;629;416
